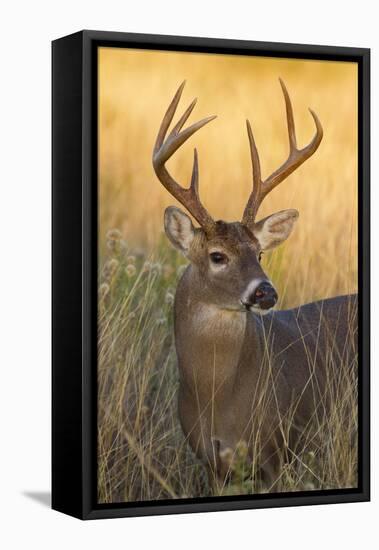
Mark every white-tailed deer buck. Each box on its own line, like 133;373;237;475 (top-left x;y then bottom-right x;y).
153;80;357;491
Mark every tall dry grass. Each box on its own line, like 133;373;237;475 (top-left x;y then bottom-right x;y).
97;49;358;503
97;232;357;502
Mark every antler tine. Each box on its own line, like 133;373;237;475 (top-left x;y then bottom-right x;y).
190;148;199;193
242;79;323;229
154;81;186;154
170;98;197;135
242;120;262;227
280;78;297;150
262;79;323;197
153;83;217;232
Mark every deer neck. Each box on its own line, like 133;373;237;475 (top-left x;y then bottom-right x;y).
174;266;263;398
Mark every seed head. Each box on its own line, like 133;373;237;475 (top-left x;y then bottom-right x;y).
107;238;127;254
125;264;137;277
99;283;110;300
219;447;234;466
236;440;249;459
126;255;136;265
103;258;119;281
165;290;175;305
106;228;122;241
152;262;162;276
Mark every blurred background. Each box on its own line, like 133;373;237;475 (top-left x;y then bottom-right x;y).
99;47;358;307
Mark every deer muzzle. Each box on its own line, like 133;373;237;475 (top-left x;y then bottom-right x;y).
242;280;278;312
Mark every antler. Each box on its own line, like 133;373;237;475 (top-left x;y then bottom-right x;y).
153;81;217;233
242;78;323;228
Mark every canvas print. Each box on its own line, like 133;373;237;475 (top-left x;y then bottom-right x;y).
97;47;358;503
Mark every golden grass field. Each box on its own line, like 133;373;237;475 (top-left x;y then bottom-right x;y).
97;47;358;503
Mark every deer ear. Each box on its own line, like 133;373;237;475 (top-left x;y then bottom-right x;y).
253;209;299;251
164;206;195;254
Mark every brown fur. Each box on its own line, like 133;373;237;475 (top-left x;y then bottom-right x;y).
167;214;357;489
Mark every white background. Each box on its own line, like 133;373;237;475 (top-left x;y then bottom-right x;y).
0;1;376;548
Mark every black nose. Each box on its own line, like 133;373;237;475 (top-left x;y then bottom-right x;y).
251;282;278;310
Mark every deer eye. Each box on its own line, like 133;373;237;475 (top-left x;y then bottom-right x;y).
209;252;228;265
258;252;264;262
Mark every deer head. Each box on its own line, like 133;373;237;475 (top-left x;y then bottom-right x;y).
153;81;323;313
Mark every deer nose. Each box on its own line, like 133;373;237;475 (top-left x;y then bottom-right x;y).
251;282;278;310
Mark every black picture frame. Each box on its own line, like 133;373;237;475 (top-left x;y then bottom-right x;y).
52;30;370;520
